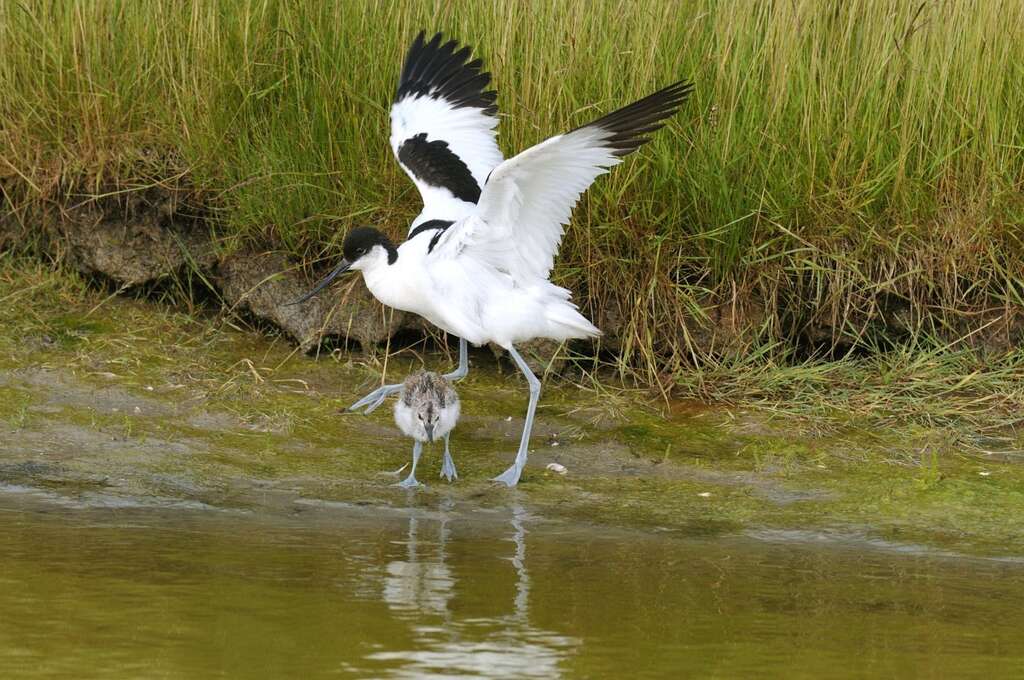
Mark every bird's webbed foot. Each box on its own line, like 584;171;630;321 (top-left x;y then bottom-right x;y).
440;449;458;482
394;474;424;489
492;462;523;488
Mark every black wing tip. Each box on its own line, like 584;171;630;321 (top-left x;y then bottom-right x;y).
582;79;695;156
395;29;498;115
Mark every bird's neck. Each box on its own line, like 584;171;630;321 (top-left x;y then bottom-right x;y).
360;254;420;314
379;238;399;264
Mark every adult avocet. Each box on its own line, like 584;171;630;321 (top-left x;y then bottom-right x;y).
293;31;692;486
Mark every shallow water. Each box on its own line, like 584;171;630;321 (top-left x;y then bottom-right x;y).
2;491;1022;679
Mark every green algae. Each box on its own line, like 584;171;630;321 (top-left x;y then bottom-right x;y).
0;385;37;428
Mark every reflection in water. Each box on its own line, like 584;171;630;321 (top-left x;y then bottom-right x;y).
374;502;578;678
382;510;455;616
509;504;530;620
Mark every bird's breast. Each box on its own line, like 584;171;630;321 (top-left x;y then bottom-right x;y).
362;262;427;316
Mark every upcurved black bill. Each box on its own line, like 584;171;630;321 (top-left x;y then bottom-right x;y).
286;259;352;306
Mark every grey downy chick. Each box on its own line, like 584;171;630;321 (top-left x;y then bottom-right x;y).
393;370;461;488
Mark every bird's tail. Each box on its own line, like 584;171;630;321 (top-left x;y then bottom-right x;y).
545;299;601;340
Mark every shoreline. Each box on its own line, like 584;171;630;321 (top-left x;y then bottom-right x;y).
1;256;1022;559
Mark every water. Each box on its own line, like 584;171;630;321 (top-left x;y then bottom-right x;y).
1;492;1022;679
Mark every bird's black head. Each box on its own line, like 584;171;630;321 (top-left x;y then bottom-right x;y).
343;227;398;265
286;226;397;306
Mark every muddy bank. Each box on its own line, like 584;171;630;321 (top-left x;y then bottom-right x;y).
2;341;1022;556
0;358;1011;557
4;191;591;370
1;259;1023;558
12;187;1020;374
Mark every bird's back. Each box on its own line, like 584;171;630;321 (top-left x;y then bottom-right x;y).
400;370;457;405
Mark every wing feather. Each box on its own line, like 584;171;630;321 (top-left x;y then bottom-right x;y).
437;81;693;280
390;31;504;229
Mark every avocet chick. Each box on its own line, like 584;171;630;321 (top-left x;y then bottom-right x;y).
393;371;460;488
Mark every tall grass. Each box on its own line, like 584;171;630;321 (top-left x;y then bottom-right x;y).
1;0;1022;386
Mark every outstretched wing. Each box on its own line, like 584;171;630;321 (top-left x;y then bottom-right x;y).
391;31;504;230
439;81;693;281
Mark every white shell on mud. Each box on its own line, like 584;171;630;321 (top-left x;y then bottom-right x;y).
546;463;567;475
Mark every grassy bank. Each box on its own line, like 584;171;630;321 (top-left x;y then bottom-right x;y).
2;0;1023;387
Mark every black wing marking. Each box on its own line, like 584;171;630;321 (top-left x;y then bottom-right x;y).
405;218;454;255
427;228;449;254
397;134;481;203
407;219;454;241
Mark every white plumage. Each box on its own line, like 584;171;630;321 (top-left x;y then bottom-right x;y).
358;230;598;349
292;31;692;487
458;127;624;282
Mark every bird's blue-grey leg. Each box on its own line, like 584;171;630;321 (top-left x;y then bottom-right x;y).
349;382;403;414
440;433;458;482
442;337;469;382
493;345;540;487
396;441;424;489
